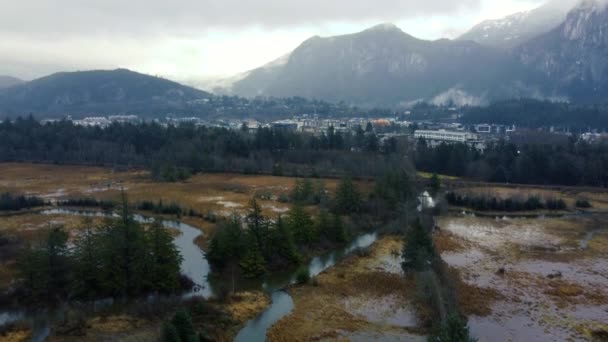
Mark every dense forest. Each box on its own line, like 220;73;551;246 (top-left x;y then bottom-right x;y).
461;99;608;130
14;195;184;303
3;116;608;187
0;116;408;180
404;99;608;131
415;139;608;187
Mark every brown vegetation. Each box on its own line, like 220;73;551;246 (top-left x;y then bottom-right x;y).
225;291;271;324
268;237;424;341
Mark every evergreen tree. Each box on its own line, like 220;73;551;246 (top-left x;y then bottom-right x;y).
430;315;477;342
364;133;379;152
271;216;300;263
374;170;414;210
246;199;270;258
45;226;70;296
72;218;103;298
207;216;244;291
207;216;243;268
147;220;183;292
334;177;361;214
286;205;316;245
329;214;348;244
239;243;266;278
17;225;70;301
99;193;149;297
17;245;50;300
171;310;199;342
162;322;182;342
291;178;314;204
402;219;435;272
430;173;441;195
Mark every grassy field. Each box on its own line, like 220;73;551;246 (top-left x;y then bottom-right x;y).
0;163;371;217
0;163;371;292
267;236;426;341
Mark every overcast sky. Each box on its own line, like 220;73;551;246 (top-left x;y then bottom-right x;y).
0;0;547;83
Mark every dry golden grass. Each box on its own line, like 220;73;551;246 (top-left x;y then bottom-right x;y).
0;213;98;236
545;283;584;298
0;163;369;222
87;315;147;333
225;291;271;324
433;230;467;254
0;329;31;342
576;322;608;342
417;172;460;180
268;237;421;342
445;266;504;317
588;232;608;254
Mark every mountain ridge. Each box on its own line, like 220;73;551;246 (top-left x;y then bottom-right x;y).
228;23;548;106
0;69;210;116
0;76;24;90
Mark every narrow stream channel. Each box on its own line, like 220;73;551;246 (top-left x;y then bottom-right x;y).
234;232;378;342
0;208;379;342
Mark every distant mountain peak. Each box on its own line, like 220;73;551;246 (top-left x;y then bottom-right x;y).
0;69;209;116
365;23;402;32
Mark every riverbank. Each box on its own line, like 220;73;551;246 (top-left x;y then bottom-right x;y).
267;236;427;341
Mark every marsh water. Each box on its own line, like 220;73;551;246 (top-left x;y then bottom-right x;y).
439;213;608;342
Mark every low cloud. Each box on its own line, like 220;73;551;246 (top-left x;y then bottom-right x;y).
1;0;482;37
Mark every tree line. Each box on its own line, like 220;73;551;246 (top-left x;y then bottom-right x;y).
461;99;608;130
415;139;608;187
445;192;567;212
0;192;45;211
0;116;406;181
15;195;183;303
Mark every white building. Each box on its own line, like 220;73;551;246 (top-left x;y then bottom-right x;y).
414;130;478;143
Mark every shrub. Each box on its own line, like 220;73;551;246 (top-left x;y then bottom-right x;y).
295;268;310;285
575;199;592;208
446;192;568;212
0;193;45;211
546;198;567;210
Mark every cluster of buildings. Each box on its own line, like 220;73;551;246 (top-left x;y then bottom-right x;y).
411;123;518;151
414;129;486;150
268;115;411;135
66;115;140;127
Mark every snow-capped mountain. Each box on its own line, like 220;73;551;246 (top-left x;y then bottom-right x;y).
459;0;581;48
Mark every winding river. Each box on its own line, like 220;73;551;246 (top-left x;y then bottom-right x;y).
234;232;378;342
0;208;379;342
0;208;213;341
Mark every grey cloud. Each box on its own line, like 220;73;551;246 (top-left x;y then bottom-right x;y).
1;0;482;37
